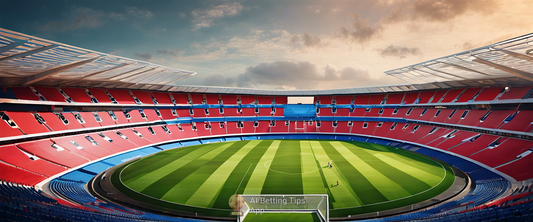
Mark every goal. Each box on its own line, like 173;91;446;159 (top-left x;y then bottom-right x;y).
238;194;328;222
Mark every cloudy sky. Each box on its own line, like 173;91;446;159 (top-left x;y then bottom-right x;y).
1;0;531;90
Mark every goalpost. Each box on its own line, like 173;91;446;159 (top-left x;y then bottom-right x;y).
237;194;328;222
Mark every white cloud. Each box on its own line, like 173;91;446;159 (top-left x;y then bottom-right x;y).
191;2;244;30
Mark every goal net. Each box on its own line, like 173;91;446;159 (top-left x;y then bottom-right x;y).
237;194;328;222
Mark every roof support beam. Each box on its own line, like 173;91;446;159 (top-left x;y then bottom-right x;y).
493;48;533;63
436;61;491;76
0;44;58;63
160;72;193;85
106;65;147;80
473;56;533;82
22;56;101;86
59;62;132;86
0;40;27;54
418;65;467;80
80;62;131;80
114;67;158;81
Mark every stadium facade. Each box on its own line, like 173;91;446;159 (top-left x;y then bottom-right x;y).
1;27;533;221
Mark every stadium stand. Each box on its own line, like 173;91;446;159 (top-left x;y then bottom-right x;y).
1;29;533;222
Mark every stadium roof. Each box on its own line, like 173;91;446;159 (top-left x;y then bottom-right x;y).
1;27;533;95
385;32;533;89
0;28;196;91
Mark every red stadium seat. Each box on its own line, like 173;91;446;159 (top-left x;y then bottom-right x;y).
478;110;514;129
270;120;288;133
440;89;464;103
335;95;353;104
335;121;351;134
475;87;504;101
131;90;154;104
143;109;161;121
190;94;204;104
449;134;499;156
306;121;317;133
0;115;24;137
10;87;40;101
210;122;227;135
206;94;219;104
497;153;533;181
96;112;116;126
226;122;241;135
128;110;147;123
241;108;256;117
191;108;206;118
403;92;420;104
455;88;481;102
500;111;533;131
499;86;533;100
5;111;49;134
385;93;404;104
430;90;447;103
171;93;189;105
274;96;288;104
38;112;68;131
33;86;65;102
354;95;370;104
242;122;255;134
471;138;533;167
105;89;135;104
257;96;272;104
151;92;173;104
255;121;270;133
273;108;284;116
315;96;332;104
79;112;101;128
176;109;191;118
0;144;66;176
369;94;385;104
0;162;46;185
196;123;212;137
159;109;176;120
16;139;89;168
240;95;256;105
207;108;223;117
88;88;112;103
221;95;238;104
60;88;92;103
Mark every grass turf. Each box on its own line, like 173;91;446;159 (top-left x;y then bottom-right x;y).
114;139;455;219
243;212;321;222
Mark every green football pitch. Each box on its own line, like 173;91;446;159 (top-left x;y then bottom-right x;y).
113;140;455;218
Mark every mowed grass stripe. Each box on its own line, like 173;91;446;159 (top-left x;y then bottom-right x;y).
320;141;389;204
342;142;434;194
185;140;261;207
309;141;361;208
140;142;236;199
121;147;189;182
300;141;326;194
243;140;281;194
211;140;273;209
124;143;225;191
261;140;303;194
374;153;443;184
364;143;443;177
329;141;411;200
159;141;248;203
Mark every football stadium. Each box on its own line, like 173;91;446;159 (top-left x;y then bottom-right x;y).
1;1;533;222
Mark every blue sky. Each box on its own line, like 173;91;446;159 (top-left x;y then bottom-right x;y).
1;0;531;90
